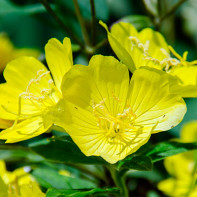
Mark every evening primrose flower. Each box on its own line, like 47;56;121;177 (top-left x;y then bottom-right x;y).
158;121;197;197
0;37;73;143
100;21;197;97
0;160;45;197
58;55;186;164
0;33;40;73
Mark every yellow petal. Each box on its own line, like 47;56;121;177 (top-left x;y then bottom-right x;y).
129;68;186;132
12;167;33;186
0;33;14;73
0;119;13;129
62;55;130;115
0;176;7;197
20;182;45;197
181;121;197;142
0;116;51;143
158;178;190;197
168;66;197;97
0;56;52;120
170;83;197;98
100;21;136;72
0;160;6;175
170;66;197;86
45;37;73;91
164;151;195;179
144;66;197;98
139;28;169;57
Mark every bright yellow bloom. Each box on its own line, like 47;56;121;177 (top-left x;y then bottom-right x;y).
57;55;186;164
101;21;197;97
0;33;40;73
158;121;197;197
0;160;45;197
0;37;73;143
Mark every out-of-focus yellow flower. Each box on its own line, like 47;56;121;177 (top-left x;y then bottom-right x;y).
0;119;13;129
57;55;186;164
101;21;197;98
0;37;73;143
0;160;45;197
0;33;40;73
158;121;197;197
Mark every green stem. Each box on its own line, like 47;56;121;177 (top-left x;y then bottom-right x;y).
73;0;91;46
160;0;187;22
90;0;96;46
39;0;83;47
109;166;129;197
92;38;108;52
69;163;107;183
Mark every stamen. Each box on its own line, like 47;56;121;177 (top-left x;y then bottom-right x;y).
183;51;188;61
92;97;139;145
128;36;194;71
160;48;170;57
129;36;149;54
168;45;182;60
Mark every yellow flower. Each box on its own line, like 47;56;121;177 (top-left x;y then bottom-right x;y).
0;160;45;197
101;21;197;97
58;55;186;164
0;33;40;73
181;121;197;143
158;121;197;197
0;37;73;143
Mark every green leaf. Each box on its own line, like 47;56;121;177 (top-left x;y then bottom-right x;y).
118;141;197;171
46;188;119;197
31;136;107;165
0;145;43;162
143;0;158;16
118;155;153;171
145;141;197;162
0;0;47;16
32;168;96;190
119;15;153;30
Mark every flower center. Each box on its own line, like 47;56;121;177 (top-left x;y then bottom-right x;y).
92;97;143;145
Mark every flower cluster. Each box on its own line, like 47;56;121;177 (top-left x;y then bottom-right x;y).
0;160;45;197
1;22;197;165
